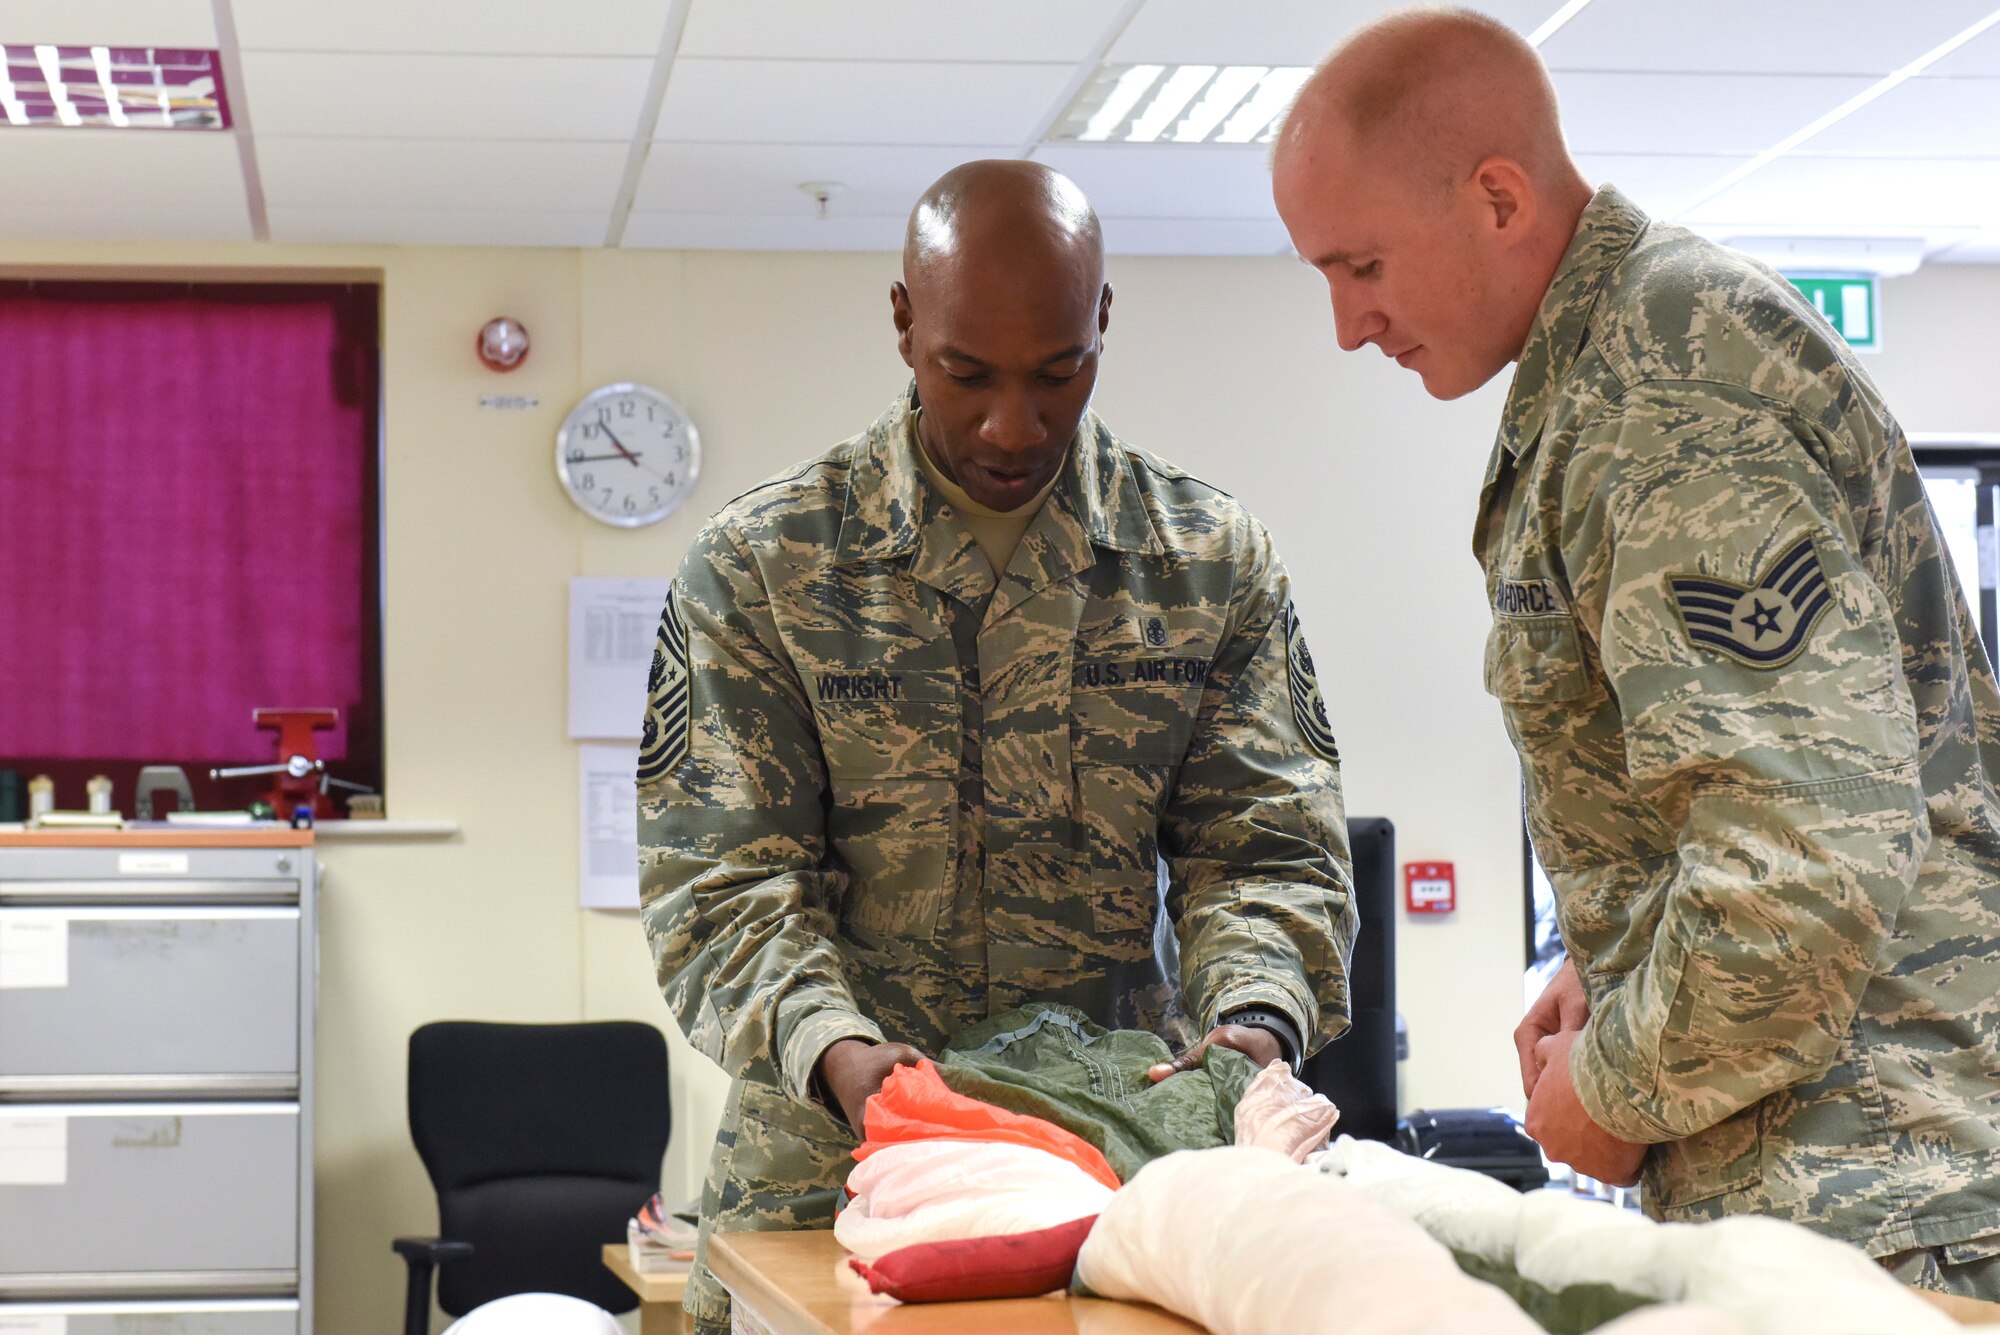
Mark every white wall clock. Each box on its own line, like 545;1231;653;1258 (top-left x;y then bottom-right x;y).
556;382;702;527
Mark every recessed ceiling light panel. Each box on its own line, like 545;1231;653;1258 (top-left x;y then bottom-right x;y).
0;44;228;129
1048;63;1312;146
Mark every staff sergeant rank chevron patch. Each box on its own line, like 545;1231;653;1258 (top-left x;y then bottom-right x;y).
638;586;691;783
1668;534;1834;670
1284;602;1339;763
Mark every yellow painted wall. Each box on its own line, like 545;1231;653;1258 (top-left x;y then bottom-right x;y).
4;234;1996;1334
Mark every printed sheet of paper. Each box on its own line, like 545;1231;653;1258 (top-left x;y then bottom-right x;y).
0;1114;67;1185
0;915;67;989
569;577;671;740
580;744;642;909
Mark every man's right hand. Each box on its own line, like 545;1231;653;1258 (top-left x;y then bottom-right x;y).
816;1037;926;1134
1515;957;1589;1099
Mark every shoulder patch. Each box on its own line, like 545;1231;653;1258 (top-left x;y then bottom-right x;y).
637;587;691;783
1284;603;1340;764
1668;534;1833;670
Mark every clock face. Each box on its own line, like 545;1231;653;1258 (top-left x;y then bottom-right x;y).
555;383;701;528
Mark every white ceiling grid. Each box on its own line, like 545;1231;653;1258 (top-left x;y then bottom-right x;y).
0;0;1995;261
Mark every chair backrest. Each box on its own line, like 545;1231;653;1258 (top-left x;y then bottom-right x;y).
1301;817;1398;1141
407;1020;670;1316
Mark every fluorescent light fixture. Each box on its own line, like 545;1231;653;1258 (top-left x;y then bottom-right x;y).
90;46;127;127
1527;0;1598;48
1674;5;2000;219
1128;64;1214;143
1052;63;1315;146
1216;66;1312;143
1174;64;1265;142
1081;64;1162;141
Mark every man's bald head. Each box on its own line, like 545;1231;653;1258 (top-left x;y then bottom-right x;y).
1277;7;1575;196
1269;7;1593;400
902;159;1104;299
890;160;1113;512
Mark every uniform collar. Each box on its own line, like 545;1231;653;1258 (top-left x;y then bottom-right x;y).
1496;185;1649;461
833;385;1163;576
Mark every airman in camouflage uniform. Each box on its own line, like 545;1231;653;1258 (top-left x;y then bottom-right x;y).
639;162;1355;1333
1274;8;2000;1294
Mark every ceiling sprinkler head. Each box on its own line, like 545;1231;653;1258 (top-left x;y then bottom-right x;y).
797;180;847;221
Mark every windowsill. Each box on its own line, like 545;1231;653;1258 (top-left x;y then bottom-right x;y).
313;820;461;841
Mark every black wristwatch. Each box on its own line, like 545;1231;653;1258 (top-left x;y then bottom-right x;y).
1219;1007;1304;1074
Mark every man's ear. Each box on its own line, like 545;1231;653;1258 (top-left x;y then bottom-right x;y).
1098;283;1113;338
1472;155;1536;240
890;282;916;368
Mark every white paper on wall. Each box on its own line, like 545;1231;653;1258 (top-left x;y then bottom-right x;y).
580;743;642;909
0;1316;67;1335
0;1114;67;1185
569;577;672;740
0;915;68;989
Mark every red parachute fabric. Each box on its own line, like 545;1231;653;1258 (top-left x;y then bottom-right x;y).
854;1059;1121;1190
847;1213;1100;1303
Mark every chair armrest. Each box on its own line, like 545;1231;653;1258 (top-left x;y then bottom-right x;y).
393;1235;475;1265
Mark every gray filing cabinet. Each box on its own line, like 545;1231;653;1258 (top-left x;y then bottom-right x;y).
0;834;314;1334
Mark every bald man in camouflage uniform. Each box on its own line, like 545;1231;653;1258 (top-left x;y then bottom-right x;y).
640;161;1355;1332
1276;7;2000;1298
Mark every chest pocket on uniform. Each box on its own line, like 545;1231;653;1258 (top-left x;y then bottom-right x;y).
1071;662;1203;953
810;669;957;943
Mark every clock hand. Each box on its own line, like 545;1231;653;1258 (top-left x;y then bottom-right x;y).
600;423;644;466
568;452;643;463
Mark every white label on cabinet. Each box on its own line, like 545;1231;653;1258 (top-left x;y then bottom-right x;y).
119;852;190;875
0;1316;66;1335
0;915;67;989
0;1114;66;1184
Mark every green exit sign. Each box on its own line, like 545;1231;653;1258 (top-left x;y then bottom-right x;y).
1785;274;1879;351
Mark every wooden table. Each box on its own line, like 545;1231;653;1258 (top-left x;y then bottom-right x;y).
602;1243;692;1335
708;1230;1201;1335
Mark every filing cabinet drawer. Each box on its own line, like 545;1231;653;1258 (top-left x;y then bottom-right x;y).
0;1104;299;1281
0;908;300;1084
0;1299;298;1333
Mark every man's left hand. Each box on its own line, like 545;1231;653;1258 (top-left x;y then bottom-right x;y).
1523;1029;1647;1185
1148;1023;1283;1082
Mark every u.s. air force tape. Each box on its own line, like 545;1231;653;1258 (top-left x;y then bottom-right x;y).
638;586;690;783
1285;602;1340;764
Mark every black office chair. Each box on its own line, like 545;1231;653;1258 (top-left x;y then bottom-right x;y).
393;1020;671;1335
1301;817;1398;1141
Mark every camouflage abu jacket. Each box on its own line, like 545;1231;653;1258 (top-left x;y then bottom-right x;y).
1483;185;2000;1253
638;389;1355;1329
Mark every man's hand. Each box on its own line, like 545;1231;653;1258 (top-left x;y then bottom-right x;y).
1523;1029;1647;1186
1515;957;1589;1099
816;1038;925;1134
1148;1023;1283;1082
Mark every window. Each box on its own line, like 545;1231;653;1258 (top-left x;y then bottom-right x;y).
0;280;383;817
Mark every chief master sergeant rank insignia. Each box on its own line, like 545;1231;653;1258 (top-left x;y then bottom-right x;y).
638;586;691;782
1284;602;1339;763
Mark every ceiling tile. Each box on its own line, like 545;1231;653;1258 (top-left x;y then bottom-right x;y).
0;202;251;241
1030;145;1279;220
633;142;1011;216
267;206;608;246
1929;25;2000;76
1540;0;2000;74
1091;216;1294;255
1555;72;1874;155
2;0;215;47
1574;153;1754;216
0;126;245;205
240;52;652;140
1681;157;2000;231
1798;76;2000;158
623;212;905;250
678;0;1132;63
258;137;631;212
231;0;672;56
654;58;1075;145
1106;0;1555;66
